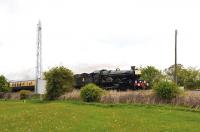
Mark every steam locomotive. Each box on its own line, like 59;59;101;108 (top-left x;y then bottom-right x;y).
74;66;148;90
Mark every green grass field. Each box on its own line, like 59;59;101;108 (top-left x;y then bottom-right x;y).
0;100;200;132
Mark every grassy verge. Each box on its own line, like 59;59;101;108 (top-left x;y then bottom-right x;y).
0;100;200;132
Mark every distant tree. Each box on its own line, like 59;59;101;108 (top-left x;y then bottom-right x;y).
164;64;185;86
165;64;200;89
140;66;163;87
0;75;10;92
44;66;74;100
183;67;200;89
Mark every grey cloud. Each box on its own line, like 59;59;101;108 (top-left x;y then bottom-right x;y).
6;68;35;81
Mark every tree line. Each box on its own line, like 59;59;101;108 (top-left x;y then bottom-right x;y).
1;64;200;94
141;64;200;90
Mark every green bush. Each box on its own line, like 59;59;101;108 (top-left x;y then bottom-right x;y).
44;66;74;100
154;81;179;100
80;83;104;102
19;90;33;100
0;75;10;92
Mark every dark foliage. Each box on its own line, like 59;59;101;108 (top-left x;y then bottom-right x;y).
0;75;10;92
44;66;74;100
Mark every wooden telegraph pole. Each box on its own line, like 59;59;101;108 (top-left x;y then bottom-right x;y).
174;30;178;84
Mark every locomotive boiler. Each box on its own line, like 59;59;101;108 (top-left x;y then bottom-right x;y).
74;66;148;90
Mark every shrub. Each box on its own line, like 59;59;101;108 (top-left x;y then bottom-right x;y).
44;66;74;100
80;83;104;102
0;75;10;92
154;81;179;100
19;90;33;100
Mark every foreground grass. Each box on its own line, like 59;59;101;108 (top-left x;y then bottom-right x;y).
0;100;200;132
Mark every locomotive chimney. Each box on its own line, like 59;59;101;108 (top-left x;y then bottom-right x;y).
131;66;135;71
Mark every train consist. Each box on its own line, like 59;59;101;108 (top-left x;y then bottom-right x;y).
9;66;148;92
74;66;148;90
9;80;35;92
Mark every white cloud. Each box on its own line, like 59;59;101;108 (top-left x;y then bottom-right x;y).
1;0;200;80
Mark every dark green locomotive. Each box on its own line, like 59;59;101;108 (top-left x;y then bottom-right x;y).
74;66;148;90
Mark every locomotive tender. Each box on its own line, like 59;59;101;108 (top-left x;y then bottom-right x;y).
74;66;148;90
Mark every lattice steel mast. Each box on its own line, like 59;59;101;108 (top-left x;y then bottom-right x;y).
35;20;42;94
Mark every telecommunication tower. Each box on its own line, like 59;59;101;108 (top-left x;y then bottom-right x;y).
35;20;42;94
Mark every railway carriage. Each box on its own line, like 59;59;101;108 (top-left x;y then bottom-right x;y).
9;80;35;92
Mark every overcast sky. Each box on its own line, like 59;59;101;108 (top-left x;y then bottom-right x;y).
0;0;200;80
